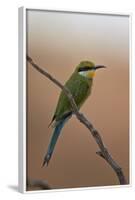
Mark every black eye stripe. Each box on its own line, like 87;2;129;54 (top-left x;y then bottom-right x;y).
78;66;95;72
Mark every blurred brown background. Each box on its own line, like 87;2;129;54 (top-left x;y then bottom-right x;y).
26;10;129;190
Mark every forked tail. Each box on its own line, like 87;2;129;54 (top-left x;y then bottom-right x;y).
42;115;71;167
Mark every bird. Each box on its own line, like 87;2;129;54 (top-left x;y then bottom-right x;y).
42;61;106;167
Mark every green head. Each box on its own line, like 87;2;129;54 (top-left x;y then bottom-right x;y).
75;61;106;79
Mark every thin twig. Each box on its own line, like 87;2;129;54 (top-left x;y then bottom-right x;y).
27;55;127;185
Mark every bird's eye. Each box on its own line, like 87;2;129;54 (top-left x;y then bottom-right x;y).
78;66;94;72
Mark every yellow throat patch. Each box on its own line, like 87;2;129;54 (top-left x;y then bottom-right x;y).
87;70;95;78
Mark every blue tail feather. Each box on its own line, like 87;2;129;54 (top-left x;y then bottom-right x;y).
42;116;71;167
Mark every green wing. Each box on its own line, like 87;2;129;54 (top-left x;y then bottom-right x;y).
51;73;92;122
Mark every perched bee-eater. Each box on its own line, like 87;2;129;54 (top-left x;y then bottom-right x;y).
42;61;105;167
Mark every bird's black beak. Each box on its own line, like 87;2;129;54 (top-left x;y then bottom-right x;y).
95;65;106;70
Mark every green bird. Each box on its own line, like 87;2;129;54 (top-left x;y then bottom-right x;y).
43;61;105;167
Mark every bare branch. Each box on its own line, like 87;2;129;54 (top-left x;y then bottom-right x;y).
27;55;127;185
